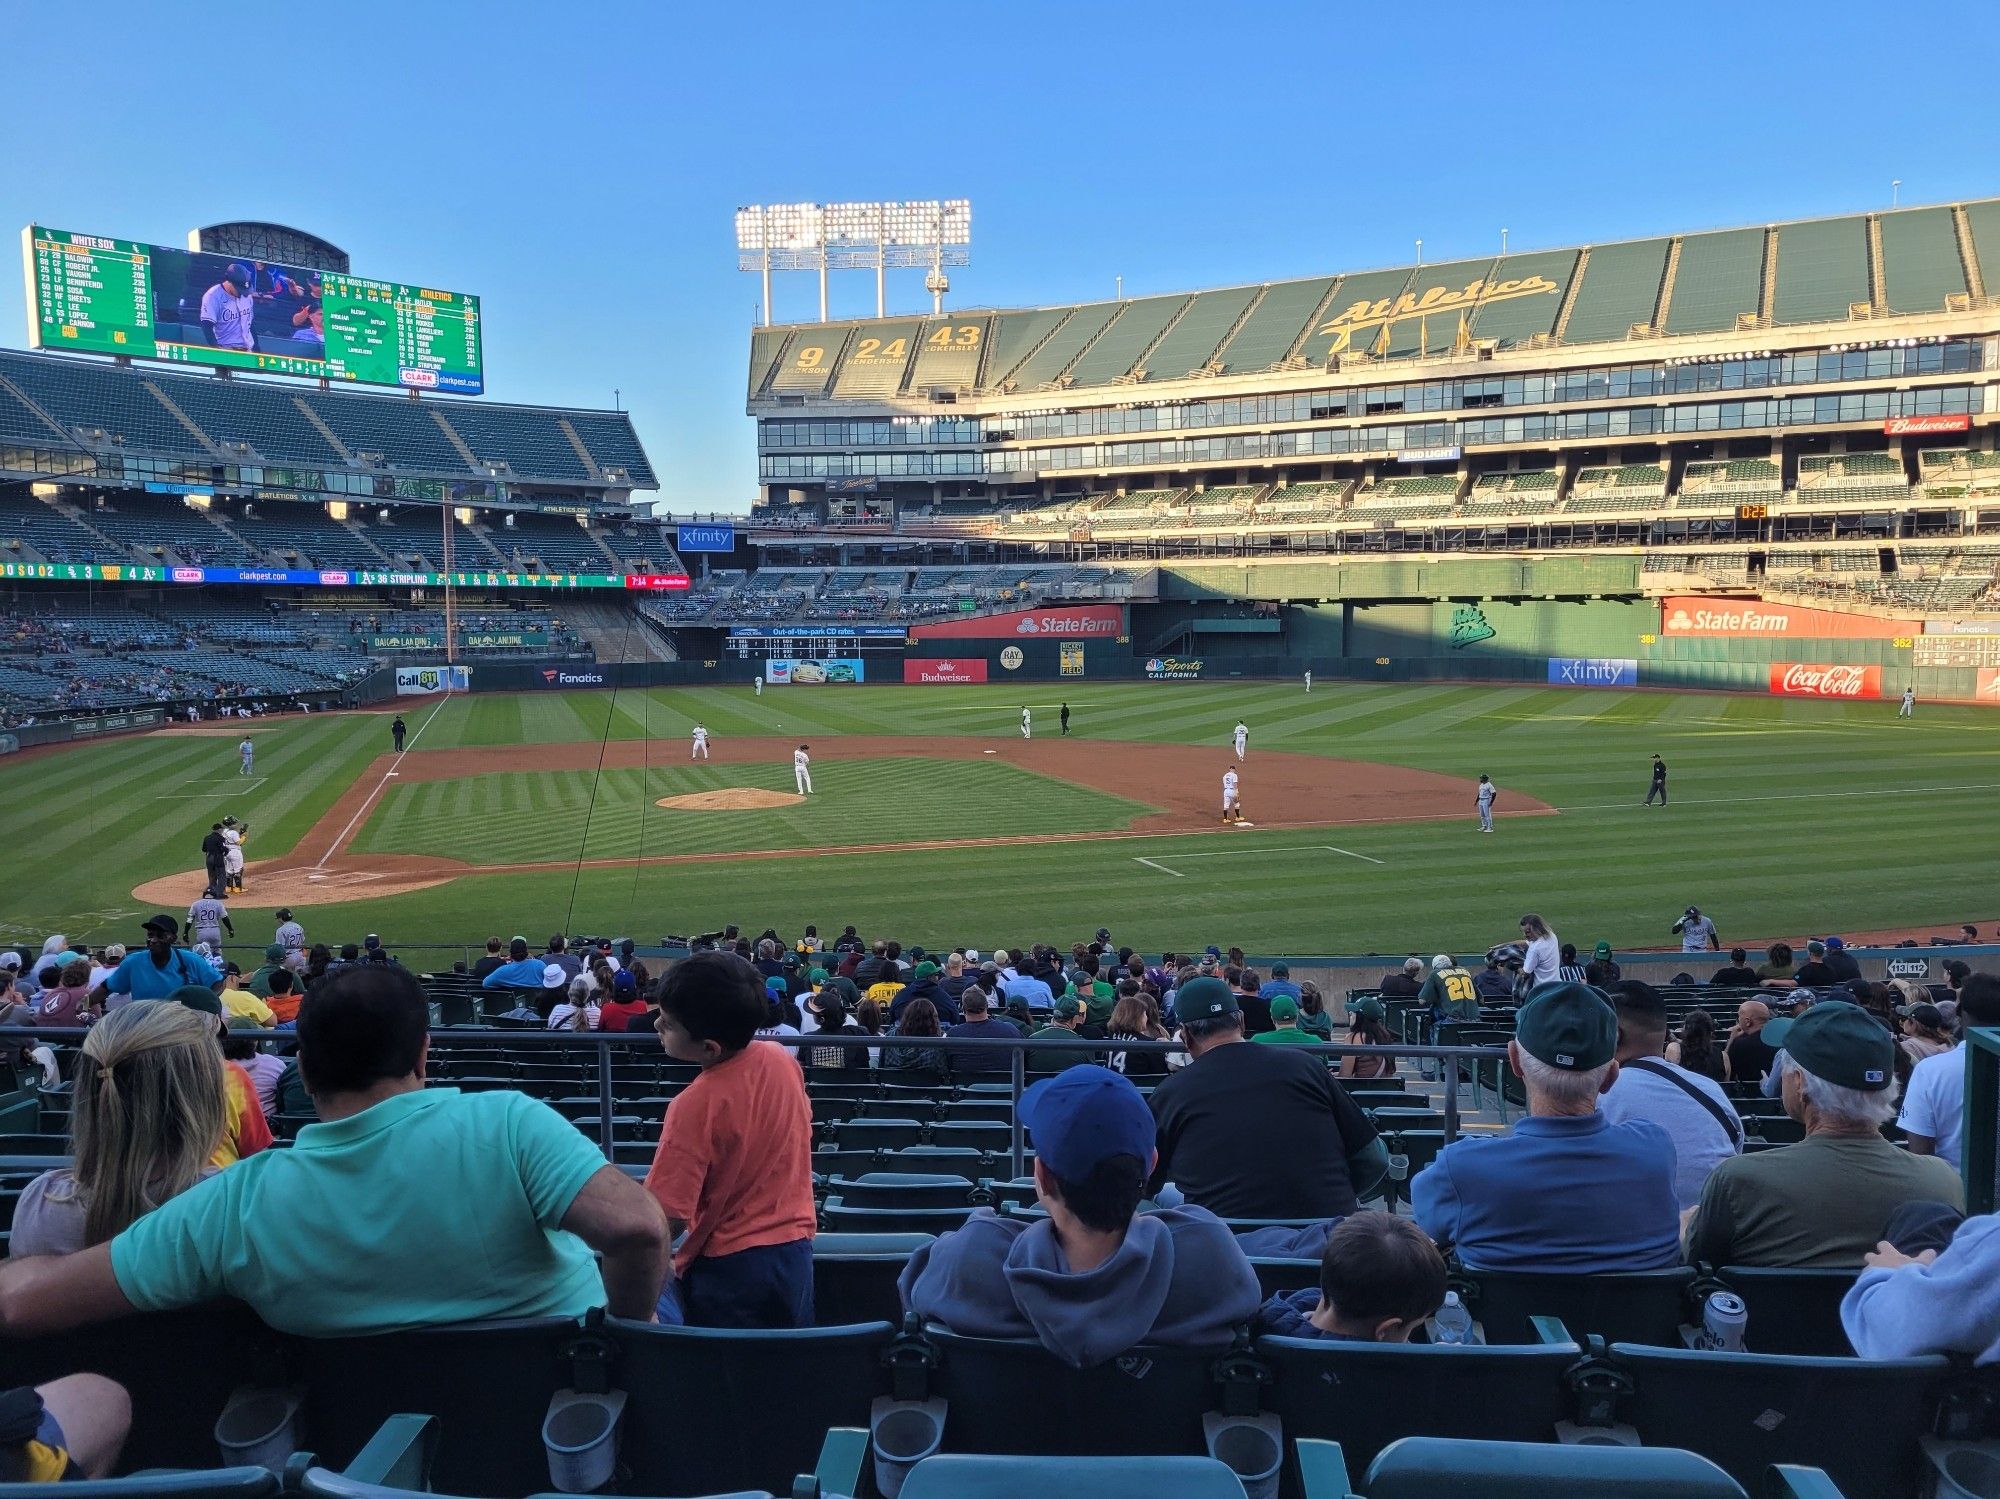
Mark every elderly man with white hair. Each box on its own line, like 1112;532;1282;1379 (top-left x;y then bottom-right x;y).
1684;1001;1963;1268
1413;982;1680;1271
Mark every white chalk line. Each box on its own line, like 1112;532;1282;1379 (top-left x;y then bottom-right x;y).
1134;843;1387;877
1556;782;2000;814
312;693;453;870
1135;857;1183;878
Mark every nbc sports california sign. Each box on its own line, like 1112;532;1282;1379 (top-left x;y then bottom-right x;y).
1768;663;1883;699
911;605;1124;641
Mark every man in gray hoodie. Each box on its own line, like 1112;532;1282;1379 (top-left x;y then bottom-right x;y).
897;1065;1260;1368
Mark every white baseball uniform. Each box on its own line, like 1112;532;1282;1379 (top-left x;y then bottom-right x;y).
1232;722;1248;759
1476;779;1496;832
692;726;709;759
1021;708;1031;739
1222;769;1240;813
1304;670;1312;693
221;825;245;876
794;747;812;795
754;675;763;696
1900;687;1915;718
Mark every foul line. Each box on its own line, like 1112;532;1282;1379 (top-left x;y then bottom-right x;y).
312;692;452;870
1134;843;1387;877
1556;781;2000;814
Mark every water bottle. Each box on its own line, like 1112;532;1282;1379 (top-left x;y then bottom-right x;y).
1432;1290;1474;1345
1700;1291;1747;1351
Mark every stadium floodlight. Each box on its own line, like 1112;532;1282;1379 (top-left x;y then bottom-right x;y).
735;199;971;323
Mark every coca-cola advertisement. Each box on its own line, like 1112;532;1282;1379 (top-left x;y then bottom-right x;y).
1768;663;1884;699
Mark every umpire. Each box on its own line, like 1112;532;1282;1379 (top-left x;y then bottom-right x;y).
392;715;407;752
201;823;227;899
1644;753;1668;806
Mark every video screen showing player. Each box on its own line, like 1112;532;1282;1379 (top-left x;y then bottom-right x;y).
151;249;327;360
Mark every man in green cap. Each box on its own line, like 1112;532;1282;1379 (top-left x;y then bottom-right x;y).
889;960;958;1026
1684;1001;1963;1268
1254;996;1319;1045
1413;982;1680;1271
1029;996;1092;1073
245;943;289;999
1585;942;1621;987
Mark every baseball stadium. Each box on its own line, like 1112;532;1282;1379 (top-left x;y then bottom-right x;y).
4;185;2000;1498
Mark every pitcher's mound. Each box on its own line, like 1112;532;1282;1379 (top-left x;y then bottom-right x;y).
656;789;805;811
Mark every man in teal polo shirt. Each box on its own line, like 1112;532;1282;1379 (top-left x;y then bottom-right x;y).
0;966;670;1337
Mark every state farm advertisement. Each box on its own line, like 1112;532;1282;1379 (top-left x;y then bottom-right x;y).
910;604;1125;640
1769;663;1884;699
903;657;989;684
1662;597;1920;640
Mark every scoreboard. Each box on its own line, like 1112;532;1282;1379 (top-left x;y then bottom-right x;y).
23;225;483;394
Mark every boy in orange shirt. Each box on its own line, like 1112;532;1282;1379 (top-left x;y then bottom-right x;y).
644;952;815;1327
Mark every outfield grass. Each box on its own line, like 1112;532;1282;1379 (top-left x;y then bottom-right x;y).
2;681;1994;957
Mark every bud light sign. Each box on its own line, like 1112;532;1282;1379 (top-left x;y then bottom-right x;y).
676;524;736;553
1548;657;1638;687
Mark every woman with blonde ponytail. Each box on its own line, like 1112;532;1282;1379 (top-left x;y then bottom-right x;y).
10;1002;225;1256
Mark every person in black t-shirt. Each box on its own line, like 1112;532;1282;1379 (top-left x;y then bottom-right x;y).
1723;999;1778;1082
1708;948;1760;987
1149;977;1385;1219
1378;958;1424;999
1791;940;1837;990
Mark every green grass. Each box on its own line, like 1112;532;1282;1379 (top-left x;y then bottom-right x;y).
2;681;1995;957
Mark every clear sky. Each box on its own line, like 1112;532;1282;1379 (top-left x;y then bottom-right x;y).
3;0;1995;513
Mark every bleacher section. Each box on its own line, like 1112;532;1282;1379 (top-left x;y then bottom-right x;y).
1795;452;1913;505
225;504;390;569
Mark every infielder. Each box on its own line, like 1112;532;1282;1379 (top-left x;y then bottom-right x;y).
1476;773;1496;833
1232;720;1249;759
793;743;813;795
221;817;248;895
1900;686;1915;719
238;736;255;776
691;723;710;759
1222;767;1242;824
1021;706;1032;740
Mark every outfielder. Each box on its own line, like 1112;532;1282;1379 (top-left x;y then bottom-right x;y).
238;736;254;775
754;674;763;697
1304;669;1312;693
793;743;813;795
1222;767;1242;824
1900;686;1915;719
221;817;248;894
1021;706;1032;740
1232;720;1249;759
691;723;710;759
1476;774;1496;833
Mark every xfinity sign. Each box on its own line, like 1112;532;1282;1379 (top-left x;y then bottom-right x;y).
1548;657;1638;687
677;524;736;553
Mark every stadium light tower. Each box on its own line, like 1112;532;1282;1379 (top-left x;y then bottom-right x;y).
735;200;970;323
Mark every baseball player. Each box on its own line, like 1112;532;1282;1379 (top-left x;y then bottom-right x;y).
1303;668;1312;693
1222;767;1242;824
188;889;234;950
1644;753;1667;806
754;674;763;697
691;722;710;759
221;817;249;895
1900;686;1915;719
793;743;813;795
1232;720;1249;760
238;736;255;776
1060;703;1071;736
1476;774;1496;833
1021;706;1032;740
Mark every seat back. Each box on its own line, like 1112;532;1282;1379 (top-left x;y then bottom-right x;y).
14;1471;282;1499
1712;1267;1858;1357
1257;1335;1581;1477
823;1174;977;1208
1459;1267;1696;1345
1609;1342;1950;1497
292;1317;580;1495
822;1199;975;1236
813;1234;931;1326
900;1452;1252;1498
606;1317;894;1495
1363;1435;1746;1498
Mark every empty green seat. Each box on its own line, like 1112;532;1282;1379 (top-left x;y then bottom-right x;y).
899;1452;1255;1498
1711;1267;1858;1357
1455;1266;1697;1346
1360;1435;1837;1498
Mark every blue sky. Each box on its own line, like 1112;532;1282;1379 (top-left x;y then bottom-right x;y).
3;0;1995;512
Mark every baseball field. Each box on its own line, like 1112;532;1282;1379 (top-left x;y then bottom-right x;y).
2;680;1992;958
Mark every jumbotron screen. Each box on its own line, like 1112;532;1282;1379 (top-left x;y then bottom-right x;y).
22;225;483;394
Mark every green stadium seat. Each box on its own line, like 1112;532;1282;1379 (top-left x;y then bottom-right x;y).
1709;1267;1859;1357
821;1174;977;1208
1256;1334;1582;1477
1453;1267;1698;1346
813;1233;933;1327
898;1452;1257;1498
12;1472;282;1499
1359;1435;1838;1499
821;1199;976;1236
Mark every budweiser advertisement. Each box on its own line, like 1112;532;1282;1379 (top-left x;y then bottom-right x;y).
1661;597;1920;640
903;657;989;684
910;604;1125;640
1883;414;1971;436
1769;663;1884;699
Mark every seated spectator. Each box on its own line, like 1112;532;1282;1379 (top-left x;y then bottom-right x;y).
219;967;274;1028
598;970;650;1033
0;965;669;1336
899;1066;1260;1367
1842;1208;2000;1364
1822;936;1862;985
479;937;546;990
1233;968;1273;1035
1255;996;1318;1046
1257;1213;1448;1342
1259;962;1303;1005
883;998;949;1079
547;977;601;1031
1897;1002;1953;1070
1472;952;1515;1002
1379;957;1424;999
245;943;289;997
1296;980;1334;1040
1901;974;2000;1169
1709;948;1760;987
945;987;1019;1075
999;991;1034;1037
1792;940;1837;990
1585;942;1622;987
1598;981;1741;1211
1755;942;1797;985
167;987;272;1167
12;1003;222;1256
1149;978;1385;1220
1665;1007;1726;1081
1723;1000;1777;1081
0;1375;130;1481
1414;983;1679;1272
645;952;815;1328
1028;996;1091;1073
32;960;93;1028
1000;952;1054;1011
852;997;886;1066
889;961;958;1025
1107;993;1171;1079
1685;1001;1964;1268
264;969;303;1026
1337;998;1396;1078
1557;944;1588;984
804;982;867;1068
470;937;508;983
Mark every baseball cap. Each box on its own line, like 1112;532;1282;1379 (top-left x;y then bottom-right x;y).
1269;996;1300;1022
0;954;18;972
1781;1000;1894;1090
1203;945;1223;960
915;961;940;981
1685;906;1700;917
1271;961;1290;977
1096;927;1112;943
964;949;980;963
1806;940;1826;957
613;970;638;996
541;964;567;989
1018;1066;1156;1180
143;914;179;939
1176;975;1238;1020
1825;936;1846;951
1350;997;1386;1022
172;984;222;1016
364;935;382;951
1901;1002;1946;1030
808;967;828;985
263;943;285;962
1053;996;1084;1020
1593;941;1613;960
1514;982;1618;1071
765;975;787;996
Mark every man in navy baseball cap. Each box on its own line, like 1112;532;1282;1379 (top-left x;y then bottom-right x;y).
898;1065;1259;1368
